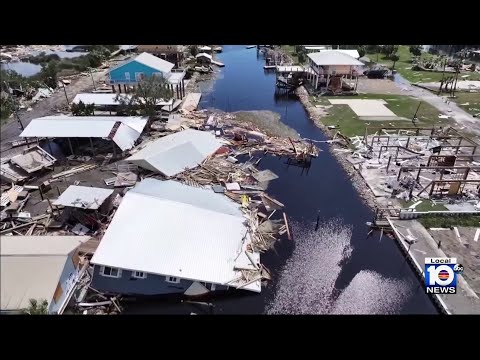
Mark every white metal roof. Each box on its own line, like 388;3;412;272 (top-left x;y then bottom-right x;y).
196;52;212;60
19;116;148;151
120;45;138;51
72;93;173;107
127;129;222;177
109;52;174;74
307;51;364;66
53;185;114;209
1;236;88;311
318;49;360;59
198;46;211;51
91;179;260;291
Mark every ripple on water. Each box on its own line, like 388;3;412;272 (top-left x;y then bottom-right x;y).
266;219;413;314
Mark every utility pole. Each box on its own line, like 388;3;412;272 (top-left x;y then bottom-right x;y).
437;57;447;96
89;68;96;90
412;101;422;123
62;82;69;104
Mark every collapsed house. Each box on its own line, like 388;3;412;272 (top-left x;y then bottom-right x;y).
19;115;148;155
1;145;56;184
53;185;115;231
126;129;223;177
1;235;90;314
90;179;262;296
347;126;480;206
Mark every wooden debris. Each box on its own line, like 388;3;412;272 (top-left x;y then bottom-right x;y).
283;212;292;240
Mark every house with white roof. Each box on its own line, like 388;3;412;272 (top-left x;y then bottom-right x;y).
1;236;89;314
90;179;261;296
107;52;186;98
306;51;364;93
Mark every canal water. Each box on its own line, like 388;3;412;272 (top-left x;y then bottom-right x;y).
126;45;438;314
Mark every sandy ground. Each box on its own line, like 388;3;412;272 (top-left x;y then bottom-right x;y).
233;110;300;139
1;68;109;153
357;78;407;95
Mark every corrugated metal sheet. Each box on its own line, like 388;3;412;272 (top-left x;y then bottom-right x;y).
108;52;174;75
53;185;113;209
196;52;212;60
132;179;242;217
307;51;364;66
1;235;88;311
91;179;260;291
112;124;141;152
20;116;147;151
127;129;222;177
72;93;173;107
319;49;360;59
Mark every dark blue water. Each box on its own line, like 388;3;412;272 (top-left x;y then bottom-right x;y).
126;45;438;314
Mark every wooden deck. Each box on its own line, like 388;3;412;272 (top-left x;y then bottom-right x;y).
181;93;202;112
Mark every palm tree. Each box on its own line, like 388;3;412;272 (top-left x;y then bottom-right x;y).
24;298;49;315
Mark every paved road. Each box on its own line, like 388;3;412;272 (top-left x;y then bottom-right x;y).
1;69;109;152
394;75;480;137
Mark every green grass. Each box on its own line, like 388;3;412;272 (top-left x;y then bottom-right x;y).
366;45;480;83
449;92;480;116
398;199;448;212
419;215;480;228
311;93;445;137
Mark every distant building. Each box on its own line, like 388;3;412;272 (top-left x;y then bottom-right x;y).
306;51;364;93
107;52;186;97
136;45;185;65
90;179;262;297
195;52;212;65
1;236;89;314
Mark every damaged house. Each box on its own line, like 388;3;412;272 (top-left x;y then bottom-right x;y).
126;129;223;177
1;235;89;314
19;115;148;156
90;179;261;296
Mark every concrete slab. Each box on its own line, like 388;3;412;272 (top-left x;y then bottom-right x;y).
389;218;480;314
328;99;403;120
444;203;479;212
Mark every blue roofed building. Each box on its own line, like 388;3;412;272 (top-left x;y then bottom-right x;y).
107;52;186;98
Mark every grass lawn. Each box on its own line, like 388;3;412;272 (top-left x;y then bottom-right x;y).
449;92;480;116
419;215;480;228
397;199;448;211
366;45;480;83
310;93;446;137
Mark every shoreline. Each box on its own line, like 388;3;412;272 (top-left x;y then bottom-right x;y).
295;85;379;212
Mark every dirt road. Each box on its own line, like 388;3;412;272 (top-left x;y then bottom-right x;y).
1;69;109;152
358;77;480;138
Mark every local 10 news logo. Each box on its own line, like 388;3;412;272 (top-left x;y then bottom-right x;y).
425;257;464;294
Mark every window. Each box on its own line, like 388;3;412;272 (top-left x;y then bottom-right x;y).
100;266;122;278
125;72;130;81
165;276;180;284
132;271;147;279
135;72;145;81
